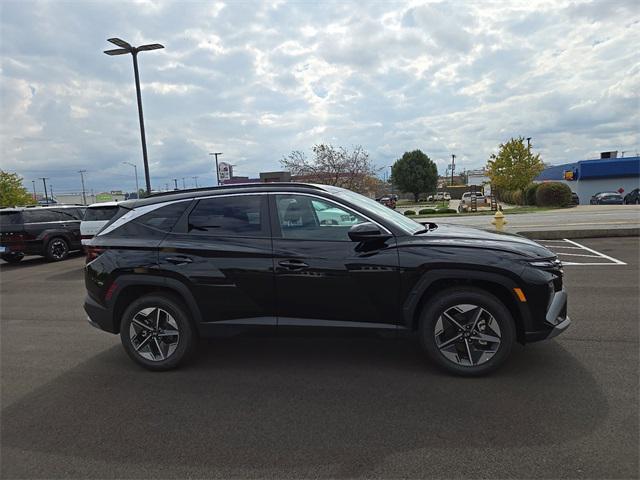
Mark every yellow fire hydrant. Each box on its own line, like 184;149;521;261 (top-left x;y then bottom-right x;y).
492;210;507;231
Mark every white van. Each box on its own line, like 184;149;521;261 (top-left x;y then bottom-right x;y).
80;202;119;243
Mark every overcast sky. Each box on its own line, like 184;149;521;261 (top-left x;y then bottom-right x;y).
1;0;638;194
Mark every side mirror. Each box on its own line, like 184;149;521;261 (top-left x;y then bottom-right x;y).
348;222;392;242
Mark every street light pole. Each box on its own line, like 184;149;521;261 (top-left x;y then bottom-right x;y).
192;176;199;188
39;177;50;205
450;154;456;186
78;170;87;205
173;178;178;190
104;38;164;195
182;177;186;189
526;137;532;151
209;152;223;185
387;165;394;194
31;180;36;202
122;162;139;197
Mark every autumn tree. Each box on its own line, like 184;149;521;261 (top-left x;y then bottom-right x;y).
391;150;438;202
0;170;34;207
486;137;544;195
281;144;378;194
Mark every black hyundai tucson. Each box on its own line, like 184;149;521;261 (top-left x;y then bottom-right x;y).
84;183;570;376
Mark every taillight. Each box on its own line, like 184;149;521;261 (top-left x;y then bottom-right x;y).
85;246;105;263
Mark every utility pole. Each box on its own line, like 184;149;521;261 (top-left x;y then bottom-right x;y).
39;178;50;205
31;180;36;201
182;177;186;189
122;162;139;197
173;179;178;190
50;184;54;203
104;38;164;195
209;152;223;185
78;170;87;205
450;154;456;186
192;176;199;188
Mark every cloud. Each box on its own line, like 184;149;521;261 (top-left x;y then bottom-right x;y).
0;0;638;194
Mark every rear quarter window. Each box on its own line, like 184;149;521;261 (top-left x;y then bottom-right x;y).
102;201;190;238
0;212;23;226
84;206;119;221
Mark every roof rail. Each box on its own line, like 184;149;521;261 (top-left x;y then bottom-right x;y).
146;182;324;198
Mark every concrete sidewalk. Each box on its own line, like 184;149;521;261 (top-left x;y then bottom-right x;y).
416;205;640;239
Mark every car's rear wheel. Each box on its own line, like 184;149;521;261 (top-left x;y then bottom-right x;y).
45;237;69;261
1;252;24;263
419;288;515;376
120;294;196;371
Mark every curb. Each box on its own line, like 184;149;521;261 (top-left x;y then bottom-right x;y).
516;228;640;240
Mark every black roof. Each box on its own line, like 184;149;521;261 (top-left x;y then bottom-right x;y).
128;182;329;208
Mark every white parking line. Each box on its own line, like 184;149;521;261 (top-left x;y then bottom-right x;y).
539;238;627;266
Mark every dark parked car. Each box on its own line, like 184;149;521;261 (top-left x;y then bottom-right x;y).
589;191;617;204
0;205;84;263
592;192;624;205
84;183;569;376
623;188;639;205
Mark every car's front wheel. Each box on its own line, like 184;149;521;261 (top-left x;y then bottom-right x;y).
120;294;197;371
419;288;516;376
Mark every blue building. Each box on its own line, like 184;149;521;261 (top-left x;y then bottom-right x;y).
536;155;640;204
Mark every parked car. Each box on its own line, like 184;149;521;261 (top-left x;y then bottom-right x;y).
623;188;639;205
443;192;451;201
589;191;617;205
376;194;397;209
0;205;84;262
593;192;624;205
458;192;487;212
84;183;569;376
80;201;120;242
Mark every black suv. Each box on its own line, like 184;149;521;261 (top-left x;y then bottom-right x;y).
0;205;84;263
84;183;569;375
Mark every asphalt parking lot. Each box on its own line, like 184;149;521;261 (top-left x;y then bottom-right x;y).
1;237;638;479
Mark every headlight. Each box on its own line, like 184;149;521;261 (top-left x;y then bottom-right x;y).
528;258;563;270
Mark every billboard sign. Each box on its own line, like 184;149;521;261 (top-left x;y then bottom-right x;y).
218;162;233;182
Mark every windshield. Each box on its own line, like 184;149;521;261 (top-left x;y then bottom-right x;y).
329;187;424;234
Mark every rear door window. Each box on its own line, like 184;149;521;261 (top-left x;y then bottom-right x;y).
23;210;59;223
188;195;267;237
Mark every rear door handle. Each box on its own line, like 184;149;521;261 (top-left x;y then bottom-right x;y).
165;256;193;265
278;259;309;270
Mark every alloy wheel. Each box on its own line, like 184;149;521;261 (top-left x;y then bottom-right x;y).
49;239;68;260
129;307;180;362
434;304;502;367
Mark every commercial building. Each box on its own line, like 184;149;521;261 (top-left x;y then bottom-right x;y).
535;154;639;204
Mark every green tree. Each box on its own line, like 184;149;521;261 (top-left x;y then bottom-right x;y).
0;170;34;207
486;137;544;196
391;150;438;202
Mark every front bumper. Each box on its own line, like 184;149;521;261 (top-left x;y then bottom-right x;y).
525;289;571;342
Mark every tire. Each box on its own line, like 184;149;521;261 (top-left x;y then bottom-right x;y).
419;287;516;376
1;252;24;264
120;294;197;371
45;237;69;262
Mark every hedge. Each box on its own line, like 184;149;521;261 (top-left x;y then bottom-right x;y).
500;189;523;205
404;210;416;216
524;184;540;205
436;208;457;214
418;208;436;215
536;182;572;207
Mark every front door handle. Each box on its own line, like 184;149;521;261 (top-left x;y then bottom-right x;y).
165;256;193;265
278;259;309;270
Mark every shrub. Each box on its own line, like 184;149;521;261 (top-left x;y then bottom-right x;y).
535;182;572;207
500;189;523;205
436;208;457;214
418;208;436;215
524;184;540;205
404;210;416;216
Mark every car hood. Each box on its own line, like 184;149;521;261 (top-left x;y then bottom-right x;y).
408;223;555;259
